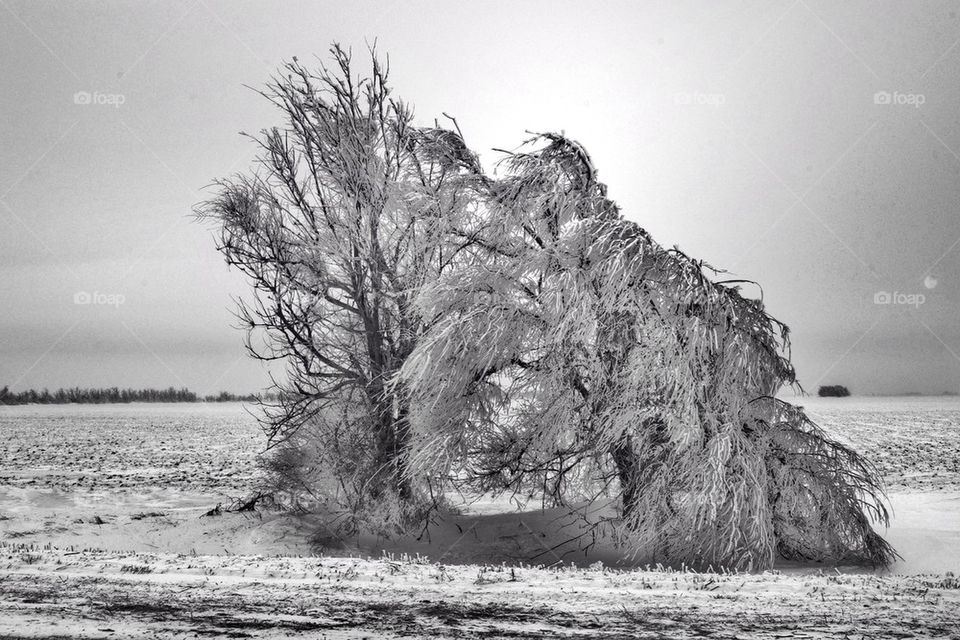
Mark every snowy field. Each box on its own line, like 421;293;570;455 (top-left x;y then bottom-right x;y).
0;398;958;638
0;403;263;496
795;395;960;492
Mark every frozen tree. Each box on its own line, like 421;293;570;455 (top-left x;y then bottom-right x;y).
400;134;896;569
202;45;895;568
199;46;486;531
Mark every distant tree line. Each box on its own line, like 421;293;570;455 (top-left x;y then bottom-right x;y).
202;391;261;403
0;386;265;405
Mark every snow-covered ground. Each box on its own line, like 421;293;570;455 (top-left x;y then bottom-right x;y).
796;395;960;492
0;399;958;637
2;544;958;639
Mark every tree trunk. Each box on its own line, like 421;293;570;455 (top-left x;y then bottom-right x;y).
611;437;640;518
394;402;413;501
367;377;414;503
610;419;666;519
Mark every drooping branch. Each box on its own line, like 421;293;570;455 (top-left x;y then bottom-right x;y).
401;132;896;569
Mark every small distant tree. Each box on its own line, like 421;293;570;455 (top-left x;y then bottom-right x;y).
818;385;851;397
198;46;486;532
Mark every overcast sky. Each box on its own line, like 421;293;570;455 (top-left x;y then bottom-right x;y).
2;0;959;396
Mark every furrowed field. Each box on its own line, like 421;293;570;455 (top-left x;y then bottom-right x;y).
0;403;262;496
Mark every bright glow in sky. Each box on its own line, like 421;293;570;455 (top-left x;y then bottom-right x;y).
2;0;959;395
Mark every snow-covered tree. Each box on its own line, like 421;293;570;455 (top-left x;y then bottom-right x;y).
401;134;896;569
203;46;895;568
199;46;486;531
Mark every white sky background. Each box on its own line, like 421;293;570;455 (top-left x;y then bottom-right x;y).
2;0;960;396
